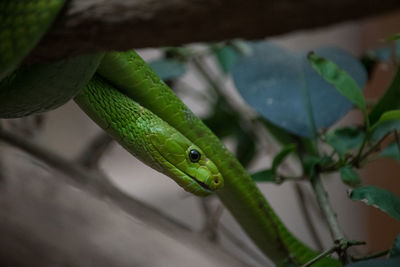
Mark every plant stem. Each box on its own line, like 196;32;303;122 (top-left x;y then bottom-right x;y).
353;131;393;166
310;174;344;241
301;246;336;267
76;132;114;169
352;249;390;262
295;183;324;251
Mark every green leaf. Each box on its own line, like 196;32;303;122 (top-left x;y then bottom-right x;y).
214;45;239;74
383;33;400;42
380;142;400;161
325;127;365;157
235;129;256;168
377;110;400;123
339;165;361;187
369;66;400;125
390;233;400;258
149;59;186;80
272;143;297;171
250;144;296;183
371;120;400;141
372;110;400;131
202;98;239;138
308;52;366;113
251;169;277;183
303;155;332;176
350;185;400;221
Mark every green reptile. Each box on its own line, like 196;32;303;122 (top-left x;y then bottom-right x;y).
0;1;340;266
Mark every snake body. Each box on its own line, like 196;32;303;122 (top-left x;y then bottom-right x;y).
0;1;340;266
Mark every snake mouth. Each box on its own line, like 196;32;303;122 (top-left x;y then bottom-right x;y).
189;175;212;191
151;144;212;193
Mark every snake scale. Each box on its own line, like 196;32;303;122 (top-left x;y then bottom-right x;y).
0;1;340;266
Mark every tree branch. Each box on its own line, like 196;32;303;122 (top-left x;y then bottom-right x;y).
28;0;400;63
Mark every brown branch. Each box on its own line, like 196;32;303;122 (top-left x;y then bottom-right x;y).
28;0;400;63
76;132;114;169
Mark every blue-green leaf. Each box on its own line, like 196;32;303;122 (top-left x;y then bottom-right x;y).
214;45;239;74
340;165;361;187
390;233;400;258
308;52;366;114
149;59;186;80
232;41;367;137
325;127;365;157
251;169;277;183
371;120;400;141
380;142;400;161
350;185;400;221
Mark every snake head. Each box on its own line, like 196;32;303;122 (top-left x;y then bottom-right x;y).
148;128;224;196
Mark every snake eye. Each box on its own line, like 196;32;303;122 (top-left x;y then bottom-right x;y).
189;149;201;162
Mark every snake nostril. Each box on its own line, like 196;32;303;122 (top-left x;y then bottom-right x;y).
214;178;219;184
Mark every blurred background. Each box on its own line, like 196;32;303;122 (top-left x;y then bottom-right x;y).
1;7;399;267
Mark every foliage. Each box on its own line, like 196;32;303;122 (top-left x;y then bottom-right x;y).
149;37;400;266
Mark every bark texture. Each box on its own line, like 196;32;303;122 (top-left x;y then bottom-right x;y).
28;0;400;63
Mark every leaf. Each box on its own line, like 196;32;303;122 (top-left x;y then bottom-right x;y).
350;185;400;221
383;33;400;42
377;110;400;123
303;155;332;176
251;169;277;183
308;52;366;113
260;117;295;146
214;45;239;73
380;142;400;161
371;120;400;141
325;127;365;157
372;110;400;131
202;98;239;138
345;257;400;267
235;129;256;168
390;233;400;258
149;59;186;80
232;41;367;137
340;165;361;187
272;143;297;171
250;144;296;183
369;66;400;125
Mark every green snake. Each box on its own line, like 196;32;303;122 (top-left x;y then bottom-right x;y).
0;1;340;266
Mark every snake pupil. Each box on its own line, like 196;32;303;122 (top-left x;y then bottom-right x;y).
189;149;201;162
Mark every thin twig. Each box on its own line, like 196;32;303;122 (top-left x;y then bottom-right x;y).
352;249;390;262
302;240;366;267
219;224;269;266
294;183;324;251
76;132;114;169
0;128;190;233
301;246;336;267
310;173;350;263
200;198;224;242
0;127;255;266
310;174;344;241
353;131;393;165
